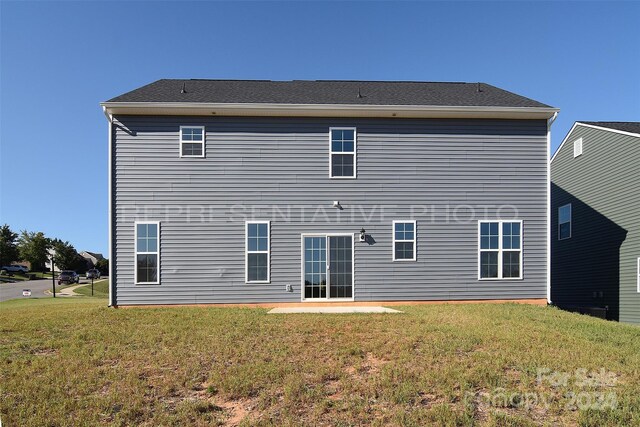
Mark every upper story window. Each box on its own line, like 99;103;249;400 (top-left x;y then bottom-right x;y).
573;137;583;158
135;222;160;285
558;204;572;240
393;221;416;261
246;221;270;283
329;128;356;178
479;221;522;280
180;126;205;157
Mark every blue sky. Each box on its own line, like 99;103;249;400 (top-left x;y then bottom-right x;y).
1;1;638;256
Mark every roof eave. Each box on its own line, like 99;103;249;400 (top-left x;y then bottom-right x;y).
574;122;640;138
100;102;559;120
550;121;640;163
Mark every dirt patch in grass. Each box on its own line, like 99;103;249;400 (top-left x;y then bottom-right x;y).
30;347;58;356
217;396;258;425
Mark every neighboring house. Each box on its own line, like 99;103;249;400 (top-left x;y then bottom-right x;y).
80;251;104;268
10;261;31;270
551;122;640;324
101;79;558;307
44;248;60;273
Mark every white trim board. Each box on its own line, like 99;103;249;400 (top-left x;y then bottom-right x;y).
102;102;559;120
546;112;556;304
637;257;640;293
103;106;114;306
577;122;640;139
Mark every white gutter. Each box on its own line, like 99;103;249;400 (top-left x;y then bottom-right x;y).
102;106;114;307
101;101;559;120
546;111;558;304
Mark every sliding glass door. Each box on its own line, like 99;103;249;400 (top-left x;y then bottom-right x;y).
302;234;353;300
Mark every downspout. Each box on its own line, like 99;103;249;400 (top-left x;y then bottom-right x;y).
546;111;558;304
102;106;114;307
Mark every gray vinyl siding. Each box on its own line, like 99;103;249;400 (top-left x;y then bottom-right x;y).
112;116;548;305
551;125;640;324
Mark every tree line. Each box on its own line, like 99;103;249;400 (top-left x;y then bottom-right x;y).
0;224;108;273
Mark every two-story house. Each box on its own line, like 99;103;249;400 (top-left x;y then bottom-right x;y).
551;121;640;324
101;80;557;306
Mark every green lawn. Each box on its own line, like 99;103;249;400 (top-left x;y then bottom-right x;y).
26;271;54;279
0;271;53;282
0;299;638;426
0;274;27;282
74;279;109;297
0;274;29;282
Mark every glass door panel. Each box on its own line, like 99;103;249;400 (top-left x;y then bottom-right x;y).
303;236;326;299
329;236;353;298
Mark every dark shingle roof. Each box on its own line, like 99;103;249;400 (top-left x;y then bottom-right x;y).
106;79;552;108
580;121;640;135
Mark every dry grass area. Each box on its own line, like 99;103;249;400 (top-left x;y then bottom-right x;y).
1;298;639;426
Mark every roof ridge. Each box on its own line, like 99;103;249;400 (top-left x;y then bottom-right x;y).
580;120;640;124
160;78;482;85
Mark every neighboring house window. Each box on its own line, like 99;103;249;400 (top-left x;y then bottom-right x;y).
573;137;583;158
180;126;205;157
135;222;159;284
393;220;416;261
246;221;270;283
330;128;356;178
558;204;572;240
479;221;522;280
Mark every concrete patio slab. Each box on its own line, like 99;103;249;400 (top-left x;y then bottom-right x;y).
267;306;402;314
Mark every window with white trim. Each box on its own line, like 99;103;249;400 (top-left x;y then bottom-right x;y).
180;126;205;157
393;221;416;261
135;222;159;284
330;128;356;178
573;137;583;158
246;221;270;283
479;221;522;279
558;204;571;240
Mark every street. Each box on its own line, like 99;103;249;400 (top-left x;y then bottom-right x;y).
0;278;95;302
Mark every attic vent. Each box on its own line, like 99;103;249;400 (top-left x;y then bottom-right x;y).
573;137;583;158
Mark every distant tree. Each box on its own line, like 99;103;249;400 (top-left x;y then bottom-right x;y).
17;231;51;272
96;258;109;275
74;253;89;274
51;239;80;271
0;224;19;267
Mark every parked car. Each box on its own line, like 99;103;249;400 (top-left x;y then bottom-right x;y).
58;270;79;285
86;269;101;280
1;265;29;273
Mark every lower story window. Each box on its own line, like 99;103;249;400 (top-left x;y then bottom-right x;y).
479;220;522;280
135;222;159;284
246;221;270;283
393;221;416;261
